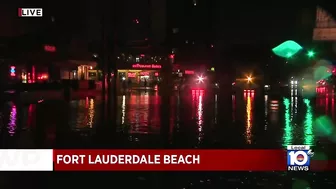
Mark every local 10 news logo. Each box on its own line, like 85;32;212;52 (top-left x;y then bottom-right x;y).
287;145;314;171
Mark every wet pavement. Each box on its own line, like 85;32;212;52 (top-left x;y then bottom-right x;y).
1;87;336;188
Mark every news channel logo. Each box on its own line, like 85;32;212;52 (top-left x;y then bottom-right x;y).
287;145;314;171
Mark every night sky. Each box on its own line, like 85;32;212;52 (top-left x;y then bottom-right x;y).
0;1;335;47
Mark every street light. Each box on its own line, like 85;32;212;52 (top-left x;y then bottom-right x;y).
247;76;253;83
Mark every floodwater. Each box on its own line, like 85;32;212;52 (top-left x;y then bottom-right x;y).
0;87;336;188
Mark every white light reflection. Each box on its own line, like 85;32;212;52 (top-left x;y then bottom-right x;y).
8;105;17;136
121;95;126;124
264;95;268;130
87;99;95;128
197;91;204;143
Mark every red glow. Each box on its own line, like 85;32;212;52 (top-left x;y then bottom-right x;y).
140;72;149;76
154;72;159;76
169;54;175;59
44;45;56;52
132;64;161;69
128;72;136;78
37;74;48;80
185;70;194;74
140;54;145;57
32;66;35;83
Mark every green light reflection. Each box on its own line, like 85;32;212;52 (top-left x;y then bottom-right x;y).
282;98;292;147
303;99;314;145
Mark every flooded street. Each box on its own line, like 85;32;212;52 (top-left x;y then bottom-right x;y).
1;88;336;149
1;88;336;188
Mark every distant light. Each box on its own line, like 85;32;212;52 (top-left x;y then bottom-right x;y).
44;45;56;52
210;67;215;71
197;75;204;83
134;19;139;24
122;77;126;80
307;50;315;57
93;53;98;58
247;76;252;82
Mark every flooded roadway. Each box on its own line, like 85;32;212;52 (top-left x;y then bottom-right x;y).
0;87;336;188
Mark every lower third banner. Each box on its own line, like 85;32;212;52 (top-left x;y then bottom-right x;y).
54;150;287;171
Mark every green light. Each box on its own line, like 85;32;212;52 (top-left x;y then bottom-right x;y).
307;50;315;57
282;98;293;147
303;99;314;145
272;40;303;58
211;67;215;71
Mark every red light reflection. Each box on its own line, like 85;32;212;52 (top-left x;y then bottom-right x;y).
244;89;255;99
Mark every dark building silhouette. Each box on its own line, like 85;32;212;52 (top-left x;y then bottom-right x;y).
166;0;215;67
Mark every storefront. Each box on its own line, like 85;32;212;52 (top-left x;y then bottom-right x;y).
117;63;162;86
8;64;49;83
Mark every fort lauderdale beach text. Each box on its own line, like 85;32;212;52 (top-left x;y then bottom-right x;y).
56;154;201;165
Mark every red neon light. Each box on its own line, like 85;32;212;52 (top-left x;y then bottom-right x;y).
44;45;56;52
169;54;175;59
132;64;162;69
140;54;145;57
140;72;149;76
185;70;194;74
154;72;159;76
128;72;136;77
10;66;16;76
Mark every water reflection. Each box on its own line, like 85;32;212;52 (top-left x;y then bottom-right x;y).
232;94;235;122
197;91;204;143
88;98;95;128
283;98;292;146
303;99;314;145
2;87;336;150
269;100;279;124
121;95;126;124
264;95;268;130
214;94;218;124
8;105;17;136
70;98;97;130
244;90;254;144
191;90;205;143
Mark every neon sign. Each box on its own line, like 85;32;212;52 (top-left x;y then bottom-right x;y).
140;72;149;76
132;64;161;69
154;72;159;76
10;66;16;76
128;72;136;77
185;70;194;75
